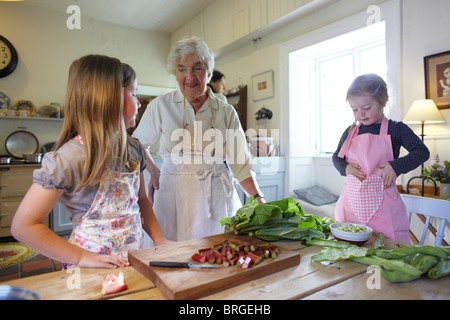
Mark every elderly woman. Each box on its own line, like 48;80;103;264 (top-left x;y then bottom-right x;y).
133;37;264;241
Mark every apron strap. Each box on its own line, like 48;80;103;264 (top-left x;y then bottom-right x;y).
196;167;234;220
337;124;360;158
380;117;389;135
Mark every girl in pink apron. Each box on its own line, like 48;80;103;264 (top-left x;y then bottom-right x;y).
12;55;169;269
333;74;429;242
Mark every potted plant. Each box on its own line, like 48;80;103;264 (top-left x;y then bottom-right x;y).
422;155;450;200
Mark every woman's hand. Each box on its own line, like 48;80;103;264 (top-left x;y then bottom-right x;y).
378;162;397;188
147;167;160;205
345;163;366;181
78;251;130;269
153;237;174;246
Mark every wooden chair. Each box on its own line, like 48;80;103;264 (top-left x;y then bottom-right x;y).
401;194;450;246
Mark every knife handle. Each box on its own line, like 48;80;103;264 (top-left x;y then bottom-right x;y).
149;261;192;268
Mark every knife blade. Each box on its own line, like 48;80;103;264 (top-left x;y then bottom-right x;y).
149;261;221;269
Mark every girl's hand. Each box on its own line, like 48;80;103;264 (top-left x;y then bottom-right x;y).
378;162;397;188
345;163;366;181
78;251;130;269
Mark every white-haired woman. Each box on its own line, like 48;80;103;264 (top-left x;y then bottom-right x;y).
133;37;264;241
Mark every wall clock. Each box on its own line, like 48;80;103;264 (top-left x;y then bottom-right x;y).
0;35;18;78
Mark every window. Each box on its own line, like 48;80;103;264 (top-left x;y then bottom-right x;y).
289;21;386;154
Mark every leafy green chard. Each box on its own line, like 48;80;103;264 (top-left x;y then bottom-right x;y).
221;197;334;241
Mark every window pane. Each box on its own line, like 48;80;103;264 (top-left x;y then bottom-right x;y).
319;54;354;107
320;105;353;153
359;44;386;78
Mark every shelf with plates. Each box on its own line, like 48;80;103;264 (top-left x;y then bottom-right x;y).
0;116;63;121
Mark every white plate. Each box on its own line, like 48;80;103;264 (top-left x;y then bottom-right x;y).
5;130;39;159
0;92;11;115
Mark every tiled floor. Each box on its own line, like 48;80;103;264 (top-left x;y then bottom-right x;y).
0;236;69;283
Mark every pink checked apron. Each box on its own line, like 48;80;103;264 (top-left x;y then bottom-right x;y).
335;118;410;242
64;136;144;268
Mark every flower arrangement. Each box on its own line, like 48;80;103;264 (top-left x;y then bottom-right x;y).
422;155;450;184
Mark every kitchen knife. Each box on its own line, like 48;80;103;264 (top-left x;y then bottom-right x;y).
149;261;221;269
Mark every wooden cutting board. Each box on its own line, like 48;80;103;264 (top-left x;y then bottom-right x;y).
128;232;301;300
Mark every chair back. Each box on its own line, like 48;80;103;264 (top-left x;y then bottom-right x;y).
401;194;450;246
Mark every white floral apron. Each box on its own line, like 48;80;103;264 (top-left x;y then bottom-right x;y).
64;136;144;268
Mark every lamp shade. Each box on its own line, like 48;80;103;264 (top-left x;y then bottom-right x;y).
403;99;445;124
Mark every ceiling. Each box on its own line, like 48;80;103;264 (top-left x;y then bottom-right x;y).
26;0;216;33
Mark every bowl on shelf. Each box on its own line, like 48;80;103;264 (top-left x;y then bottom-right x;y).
330;222;373;246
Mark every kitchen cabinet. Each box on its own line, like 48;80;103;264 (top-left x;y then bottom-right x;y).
249;0;268;33
0;164;48;237
203;0;233;52
171;12;204;45
171;0;316;53
225;85;247;132
0;164;72;238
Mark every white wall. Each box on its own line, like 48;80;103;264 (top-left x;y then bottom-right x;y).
0;2;176;155
401;0;450;190
0;2;175;108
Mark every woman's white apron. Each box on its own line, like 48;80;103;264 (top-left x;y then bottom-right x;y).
153;154;241;241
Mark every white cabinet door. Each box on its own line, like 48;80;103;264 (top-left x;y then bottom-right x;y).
203;0;233;51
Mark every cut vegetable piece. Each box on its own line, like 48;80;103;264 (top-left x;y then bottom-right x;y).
191;253;206;263
101;272;127;295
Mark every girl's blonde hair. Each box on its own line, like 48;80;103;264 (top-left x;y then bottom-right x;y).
346;73;388;107
56;54;129;188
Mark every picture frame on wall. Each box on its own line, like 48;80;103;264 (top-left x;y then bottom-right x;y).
252;70;274;101
424;50;450;110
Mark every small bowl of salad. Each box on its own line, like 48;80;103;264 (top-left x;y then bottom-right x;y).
330;222;373;246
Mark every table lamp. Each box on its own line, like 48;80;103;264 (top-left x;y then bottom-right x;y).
403;99;445;196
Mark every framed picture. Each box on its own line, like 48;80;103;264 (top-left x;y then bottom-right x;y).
252;70;274;101
424;50;450;110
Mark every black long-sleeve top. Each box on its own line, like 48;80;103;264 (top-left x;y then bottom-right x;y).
332;119;430;177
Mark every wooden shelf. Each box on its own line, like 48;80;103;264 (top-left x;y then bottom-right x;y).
0;116;63;121
225;85;247;132
398;184;441;199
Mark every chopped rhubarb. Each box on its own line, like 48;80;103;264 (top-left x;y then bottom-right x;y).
205;253;215;264
191;253;206;263
241;256;252;269
229;256;239;266
198;248;213;255
268;248;277;258
237;256;245;267
191;238;280;270
247;252;262;265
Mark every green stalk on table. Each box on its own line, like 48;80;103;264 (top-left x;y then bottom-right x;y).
304;233;450;282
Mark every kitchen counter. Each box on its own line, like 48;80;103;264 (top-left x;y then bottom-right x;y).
2;236;449;301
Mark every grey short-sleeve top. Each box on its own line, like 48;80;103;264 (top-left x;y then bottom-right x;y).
33;138;147;222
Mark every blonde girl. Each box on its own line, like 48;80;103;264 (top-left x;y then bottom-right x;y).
12;55;169;269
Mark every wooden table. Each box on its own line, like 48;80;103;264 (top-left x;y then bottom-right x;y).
1;237;449;300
